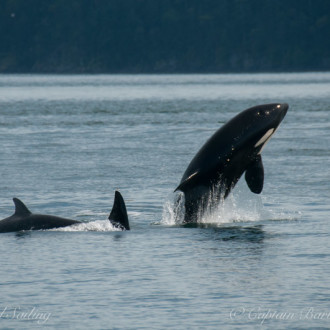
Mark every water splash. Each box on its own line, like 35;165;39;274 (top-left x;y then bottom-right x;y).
162;184;296;226
162;192;185;225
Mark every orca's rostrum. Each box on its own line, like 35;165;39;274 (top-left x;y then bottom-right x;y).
175;103;289;223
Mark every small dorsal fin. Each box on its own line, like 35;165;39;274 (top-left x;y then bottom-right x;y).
13;198;32;216
108;191;130;230
245;155;264;194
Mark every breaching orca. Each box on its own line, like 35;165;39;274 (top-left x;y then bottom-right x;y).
175;103;289;223
0;190;130;233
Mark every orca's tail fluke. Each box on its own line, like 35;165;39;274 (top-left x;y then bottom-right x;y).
108;191;130;230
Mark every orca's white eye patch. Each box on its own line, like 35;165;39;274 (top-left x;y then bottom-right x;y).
254;128;275;148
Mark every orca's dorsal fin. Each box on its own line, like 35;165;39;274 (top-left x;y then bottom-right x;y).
245;155;264;194
13;198;32;216
108;191;130;230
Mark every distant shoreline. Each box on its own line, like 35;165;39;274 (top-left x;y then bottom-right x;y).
1;1;329;75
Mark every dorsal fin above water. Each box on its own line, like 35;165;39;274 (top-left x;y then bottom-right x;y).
245;155;264;194
108;191;130;230
13;198;32;216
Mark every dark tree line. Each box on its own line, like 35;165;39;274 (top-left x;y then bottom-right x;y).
0;0;329;73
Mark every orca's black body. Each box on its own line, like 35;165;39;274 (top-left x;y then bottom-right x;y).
0;190;130;233
175;103;289;223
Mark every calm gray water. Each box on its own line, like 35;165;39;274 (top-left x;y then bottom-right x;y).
0;73;329;329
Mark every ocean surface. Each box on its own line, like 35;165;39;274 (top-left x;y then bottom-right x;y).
0;73;329;329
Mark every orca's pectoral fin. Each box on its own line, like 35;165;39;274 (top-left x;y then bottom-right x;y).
13;198;32;216
174;171;200;193
245;155;264;194
108;191;130;230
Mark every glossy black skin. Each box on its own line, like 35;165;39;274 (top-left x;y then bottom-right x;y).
0;198;80;233
0;191;130;233
109;191;130;230
175;103;288;223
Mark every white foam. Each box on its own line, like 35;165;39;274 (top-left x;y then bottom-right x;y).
49;220;121;232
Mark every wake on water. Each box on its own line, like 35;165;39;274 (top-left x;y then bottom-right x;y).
50;220;122;232
50;211;122;232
